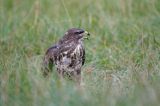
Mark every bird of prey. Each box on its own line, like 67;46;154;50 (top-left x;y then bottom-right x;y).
42;28;90;84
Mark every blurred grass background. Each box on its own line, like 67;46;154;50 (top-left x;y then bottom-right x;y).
0;0;160;106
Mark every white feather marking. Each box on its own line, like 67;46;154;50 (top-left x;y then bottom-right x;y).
65;31;68;35
74;44;81;55
63;51;68;54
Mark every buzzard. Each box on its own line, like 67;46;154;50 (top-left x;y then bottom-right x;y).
42;28;90;84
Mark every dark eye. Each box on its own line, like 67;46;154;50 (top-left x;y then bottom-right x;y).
75;30;84;34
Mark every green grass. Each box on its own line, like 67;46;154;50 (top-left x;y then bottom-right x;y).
0;0;160;106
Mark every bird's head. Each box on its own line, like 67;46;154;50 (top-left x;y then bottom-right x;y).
64;28;90;41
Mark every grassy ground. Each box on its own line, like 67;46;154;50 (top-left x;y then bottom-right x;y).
0;0;160;106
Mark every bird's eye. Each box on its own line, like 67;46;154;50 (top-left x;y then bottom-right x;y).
75;30;84;34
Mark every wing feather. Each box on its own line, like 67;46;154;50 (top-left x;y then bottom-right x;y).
42;45;58;76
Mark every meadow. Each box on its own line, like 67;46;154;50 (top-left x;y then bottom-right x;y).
0;0;160;106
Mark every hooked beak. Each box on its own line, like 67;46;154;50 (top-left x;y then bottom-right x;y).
83;31;90;40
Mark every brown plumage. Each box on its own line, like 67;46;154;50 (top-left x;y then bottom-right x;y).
42;28;90;84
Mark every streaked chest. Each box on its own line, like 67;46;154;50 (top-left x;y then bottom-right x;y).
55;43;83;69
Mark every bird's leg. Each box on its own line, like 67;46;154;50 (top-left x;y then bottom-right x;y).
76;74;81;86
57;69;64;83
74;69;81;85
